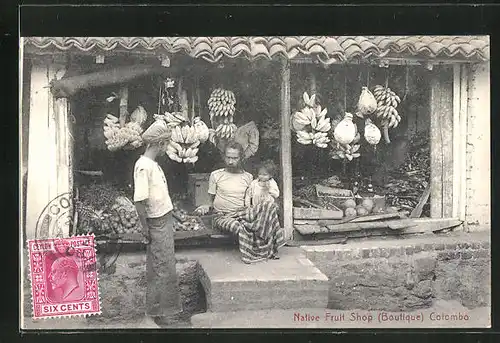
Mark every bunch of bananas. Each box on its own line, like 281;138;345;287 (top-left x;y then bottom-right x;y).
296;131;330;148
159;112;210;144
103;114;144;151
192;117;210;143
208;88;236;120
330;143;361;161
171;124;199;145
292;92;331;149
129;106;148;126
165;124;202;164
159;112;210;164
373;85;402;128
215;123;238;140
165;140;200;164
160;112;189;127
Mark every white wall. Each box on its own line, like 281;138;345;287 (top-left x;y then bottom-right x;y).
25;58;72;239
465;62;491;230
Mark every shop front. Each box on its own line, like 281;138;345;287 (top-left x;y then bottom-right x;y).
21;36;490;246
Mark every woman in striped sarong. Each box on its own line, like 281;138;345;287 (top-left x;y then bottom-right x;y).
195;141;286;263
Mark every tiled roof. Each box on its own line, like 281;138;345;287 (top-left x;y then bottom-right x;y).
23;36;489;63
366;35;489;61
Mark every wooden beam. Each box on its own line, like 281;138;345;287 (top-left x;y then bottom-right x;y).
280;59;293;240
410;184;431;218
295;217;463;236
429;66;454;218
50;64;166;98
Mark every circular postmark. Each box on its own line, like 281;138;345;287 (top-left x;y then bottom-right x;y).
33;193;124;274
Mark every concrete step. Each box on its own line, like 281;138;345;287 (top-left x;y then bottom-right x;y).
196;246;329;312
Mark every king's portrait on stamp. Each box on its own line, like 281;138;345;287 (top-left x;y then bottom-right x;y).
28;236;101;319
20;31;491;329
48;255;84;302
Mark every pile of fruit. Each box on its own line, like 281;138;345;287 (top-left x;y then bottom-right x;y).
291;92;332;148
103;106;148;151
173;217;205;232
338;198;398;218
160;112;210;164
78;183;121;211
208;88;238;140
98;207;143;235
76;188;143;236
172;207;206;232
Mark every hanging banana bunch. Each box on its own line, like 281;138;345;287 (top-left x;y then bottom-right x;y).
208;87;237;141
103;109;146;152
330;143;361;161
372;84;402;144
291;92;331;149
166;124;201;164
193;117;210;143
162;113;209;164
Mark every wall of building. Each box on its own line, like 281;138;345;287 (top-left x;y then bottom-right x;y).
465;63;490;230
304;232;490;311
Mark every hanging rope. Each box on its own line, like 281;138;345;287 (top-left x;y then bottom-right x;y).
157;79;162;117
366;64;370;88
344;67;347;113
385;67;389;89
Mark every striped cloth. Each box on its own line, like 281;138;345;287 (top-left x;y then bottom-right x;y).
213;201;286;264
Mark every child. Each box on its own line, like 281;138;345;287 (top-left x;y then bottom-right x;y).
245;160;280;207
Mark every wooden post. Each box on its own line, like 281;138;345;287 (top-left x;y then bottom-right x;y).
459;65;469;226
26;56;72;239
309;69;317;95
429;66;454;218
280;59;293;240
452;64;470;231
196;77;202;120
452;65;461;219
465;62;490;230
119;86;128;127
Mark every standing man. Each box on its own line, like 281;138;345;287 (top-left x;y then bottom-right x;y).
134;120;183;326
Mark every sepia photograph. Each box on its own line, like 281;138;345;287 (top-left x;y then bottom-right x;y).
20;35;491;330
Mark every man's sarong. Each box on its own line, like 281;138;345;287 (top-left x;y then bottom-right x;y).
146;212;183;317
212;201;286;264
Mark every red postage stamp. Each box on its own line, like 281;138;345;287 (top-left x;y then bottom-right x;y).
27;235;101;319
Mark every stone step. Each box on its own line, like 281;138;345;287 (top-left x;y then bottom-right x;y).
195;247;329;312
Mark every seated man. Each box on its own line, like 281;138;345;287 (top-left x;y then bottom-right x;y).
195;141;285;263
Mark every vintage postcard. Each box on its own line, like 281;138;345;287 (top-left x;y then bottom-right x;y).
20;35;490;330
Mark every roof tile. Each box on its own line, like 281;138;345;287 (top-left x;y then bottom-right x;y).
23;36;490;62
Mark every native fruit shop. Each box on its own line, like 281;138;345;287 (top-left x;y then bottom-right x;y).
21;36;490;247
